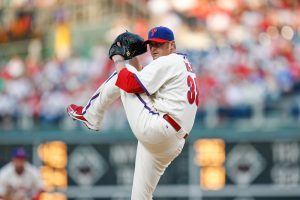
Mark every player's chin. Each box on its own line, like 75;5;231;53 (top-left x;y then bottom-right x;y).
151;53;159;60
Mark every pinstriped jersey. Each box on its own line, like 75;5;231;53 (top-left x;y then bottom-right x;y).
134;53;198;133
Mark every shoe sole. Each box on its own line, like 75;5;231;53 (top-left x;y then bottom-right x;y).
66;107;100;131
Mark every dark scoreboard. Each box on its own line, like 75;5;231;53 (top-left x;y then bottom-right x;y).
66;142;189;186
0;140;299;199
195;139;300;200
226;141;300;185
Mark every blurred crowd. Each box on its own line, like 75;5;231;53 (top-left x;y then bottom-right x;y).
0;0;300;130
0;0;43;43
149;0;300;118
0;47;124;130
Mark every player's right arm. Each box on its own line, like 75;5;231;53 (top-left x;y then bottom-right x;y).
0;170;6;199
112;55;145;93
133;55;179;96
29;165;45;200
114;55;178;95
129;57;143;71
0;168;12;200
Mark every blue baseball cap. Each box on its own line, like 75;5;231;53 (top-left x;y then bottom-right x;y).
12;147;26;159
144;26;175;44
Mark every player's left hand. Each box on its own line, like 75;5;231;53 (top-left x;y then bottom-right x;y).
108;31;147;60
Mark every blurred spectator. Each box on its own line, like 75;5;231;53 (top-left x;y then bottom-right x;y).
8;9;34;41
54;7;71;60
6;55;25;79
0;26;8;43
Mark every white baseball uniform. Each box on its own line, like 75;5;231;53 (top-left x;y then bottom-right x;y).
83;53;198;199
0;162;44;200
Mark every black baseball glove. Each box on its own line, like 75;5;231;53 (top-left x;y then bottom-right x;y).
108;31;147;60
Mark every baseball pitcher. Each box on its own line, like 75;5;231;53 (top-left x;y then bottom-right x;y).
67;26;198;199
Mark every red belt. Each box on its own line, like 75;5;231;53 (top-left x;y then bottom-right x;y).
163;114;188;139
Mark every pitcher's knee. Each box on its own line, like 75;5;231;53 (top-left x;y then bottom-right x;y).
131;184;155;200
131;192;153;200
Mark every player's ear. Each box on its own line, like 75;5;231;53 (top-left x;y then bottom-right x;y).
169;41;176;51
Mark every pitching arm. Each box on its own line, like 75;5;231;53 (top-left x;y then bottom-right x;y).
129;57;143;71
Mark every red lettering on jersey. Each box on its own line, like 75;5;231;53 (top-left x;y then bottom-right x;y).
184;61;193;72
187;76;195;104
186;75;199;106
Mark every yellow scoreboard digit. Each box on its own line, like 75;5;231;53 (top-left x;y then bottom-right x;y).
38;141;68;199
194;139;226;190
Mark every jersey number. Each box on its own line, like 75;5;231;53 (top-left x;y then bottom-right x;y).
187;75;199;106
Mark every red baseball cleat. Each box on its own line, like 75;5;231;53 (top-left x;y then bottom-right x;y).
66;104;100;131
